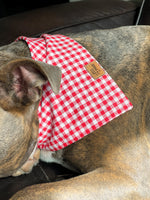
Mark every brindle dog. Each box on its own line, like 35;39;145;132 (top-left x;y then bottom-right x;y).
0;26;150;199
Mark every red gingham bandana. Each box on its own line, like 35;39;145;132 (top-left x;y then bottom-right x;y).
16;34;133;151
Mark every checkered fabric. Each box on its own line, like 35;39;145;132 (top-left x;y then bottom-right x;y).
16;34;133;151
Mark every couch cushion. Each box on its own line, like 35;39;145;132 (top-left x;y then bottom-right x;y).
0;0;139;46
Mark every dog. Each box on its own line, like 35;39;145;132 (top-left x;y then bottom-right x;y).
0;25;150;199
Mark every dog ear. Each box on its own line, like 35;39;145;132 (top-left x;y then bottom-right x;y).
35;60;62;95
0;58;61;110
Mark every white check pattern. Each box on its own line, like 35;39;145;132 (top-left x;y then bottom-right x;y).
17;34;133;151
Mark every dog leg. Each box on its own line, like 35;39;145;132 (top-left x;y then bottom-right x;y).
10;168;141;200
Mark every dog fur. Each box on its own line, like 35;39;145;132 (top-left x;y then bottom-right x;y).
0;26;150;199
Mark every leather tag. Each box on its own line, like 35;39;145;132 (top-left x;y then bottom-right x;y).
85;61;105;79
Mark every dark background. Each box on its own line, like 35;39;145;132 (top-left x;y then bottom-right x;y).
0;0;69;18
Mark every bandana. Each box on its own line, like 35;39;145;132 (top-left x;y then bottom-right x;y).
16;34;133;151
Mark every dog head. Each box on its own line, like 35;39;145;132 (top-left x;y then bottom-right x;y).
0;47;61;177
